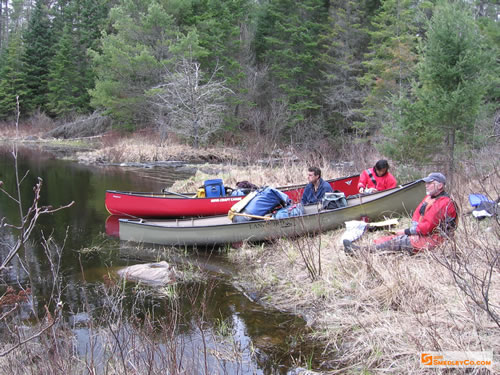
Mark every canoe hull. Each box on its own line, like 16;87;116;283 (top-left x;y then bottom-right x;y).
119;180;425;246
105;175;360;218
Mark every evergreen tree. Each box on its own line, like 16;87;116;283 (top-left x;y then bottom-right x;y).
22;0;54;114
0;32;27;118
89;0;177;128
185;0;252;84
322;0;370;133
47;25;86;116
382;1;495;176
184;0;254;127
358;0;434;133
254;0;330;125
47;0;108;116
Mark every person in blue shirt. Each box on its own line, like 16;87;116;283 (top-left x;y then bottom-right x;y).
301;167;333;205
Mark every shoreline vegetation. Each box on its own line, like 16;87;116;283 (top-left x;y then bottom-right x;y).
1;127;499;374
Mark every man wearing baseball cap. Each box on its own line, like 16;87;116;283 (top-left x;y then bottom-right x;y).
346;172;458;254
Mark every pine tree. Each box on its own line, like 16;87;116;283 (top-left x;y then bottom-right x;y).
254;0;330;125
322;0;370;133
0;33;27;118
183;0;254;127
358;0;433;133
47;25;86;116
382;1;495;177
47;0;108;116
89;0;177;128
22;0;54;114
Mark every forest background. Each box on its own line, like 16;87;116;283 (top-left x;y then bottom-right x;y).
0;1;499;372
0;0;498;175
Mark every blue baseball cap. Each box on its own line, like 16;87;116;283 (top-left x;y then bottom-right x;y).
423;172;446;184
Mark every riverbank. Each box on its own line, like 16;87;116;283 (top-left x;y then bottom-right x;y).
228;217;499;373
2;128;499;373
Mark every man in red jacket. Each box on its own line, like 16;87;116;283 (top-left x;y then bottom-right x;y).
358;160;397;194
374;172;457;253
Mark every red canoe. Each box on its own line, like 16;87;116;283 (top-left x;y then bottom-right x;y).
105;174;360;218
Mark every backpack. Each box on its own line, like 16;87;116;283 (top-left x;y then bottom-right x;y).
203;179;226;197
236;181;259;190
322;191;347;210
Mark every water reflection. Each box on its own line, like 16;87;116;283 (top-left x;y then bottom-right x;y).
0;146;321;374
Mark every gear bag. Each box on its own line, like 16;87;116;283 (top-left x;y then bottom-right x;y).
273;203;305;219
322;191;347;210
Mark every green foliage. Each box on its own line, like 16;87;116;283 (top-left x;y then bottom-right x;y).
47;26;89;116
0;0;497;152
89;0;177;128
22;0;55;114
358;0;434;133
186;0;252;83
0;33;27;118
254;0;330;125
383;0;495;171
322;0;370;133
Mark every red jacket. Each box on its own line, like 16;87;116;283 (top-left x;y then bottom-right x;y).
409;193;458;251
358;168;397;192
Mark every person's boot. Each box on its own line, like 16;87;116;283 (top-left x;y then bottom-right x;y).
343;239;359;255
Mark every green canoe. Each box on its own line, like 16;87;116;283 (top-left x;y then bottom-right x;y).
118;180;425;246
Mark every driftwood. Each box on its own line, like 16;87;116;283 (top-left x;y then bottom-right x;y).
43;111;112;139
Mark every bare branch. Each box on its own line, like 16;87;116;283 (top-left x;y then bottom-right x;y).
147;55;233;148
0;306;62;357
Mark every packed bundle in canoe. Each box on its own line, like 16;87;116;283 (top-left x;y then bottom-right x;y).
118;180;425;246
105;174;360;218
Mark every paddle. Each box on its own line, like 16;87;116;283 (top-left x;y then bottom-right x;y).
231;212;273;221
161;188;192;199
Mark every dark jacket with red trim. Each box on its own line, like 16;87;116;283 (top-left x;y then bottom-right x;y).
357;168;397;192
405;192;458;251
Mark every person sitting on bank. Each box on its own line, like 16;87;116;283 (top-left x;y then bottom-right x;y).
345;172;458;254
301;167;333;205
358;159;397;194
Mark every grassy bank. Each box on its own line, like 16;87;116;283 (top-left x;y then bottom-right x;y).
1;127;498;373
225;165;499;373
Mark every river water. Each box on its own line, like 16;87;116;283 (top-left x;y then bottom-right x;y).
0;145;322;374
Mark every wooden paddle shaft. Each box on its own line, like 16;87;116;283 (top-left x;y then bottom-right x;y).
232;212;272;220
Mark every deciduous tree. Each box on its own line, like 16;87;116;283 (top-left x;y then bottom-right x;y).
147;43;232;148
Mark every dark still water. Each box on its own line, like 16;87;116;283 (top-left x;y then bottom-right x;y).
0;146;321;374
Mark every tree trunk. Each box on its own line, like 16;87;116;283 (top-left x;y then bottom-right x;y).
0;1;3;51
194;119;199;149
446;127;456;186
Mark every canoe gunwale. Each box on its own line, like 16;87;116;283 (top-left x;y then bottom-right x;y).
106;173;361;199
118;180;425;245
105;174;361;217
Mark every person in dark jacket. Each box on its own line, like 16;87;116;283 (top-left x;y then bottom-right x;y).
357;160;397;194
345;172;458;254
301;167;333;205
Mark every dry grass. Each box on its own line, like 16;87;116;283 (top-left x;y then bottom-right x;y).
76;133;240;164
228;169;500;373
170;160;351;193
